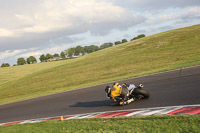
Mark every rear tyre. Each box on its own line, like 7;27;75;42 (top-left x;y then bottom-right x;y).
135;89;150;99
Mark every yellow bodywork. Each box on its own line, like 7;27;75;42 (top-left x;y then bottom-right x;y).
111;83;122;101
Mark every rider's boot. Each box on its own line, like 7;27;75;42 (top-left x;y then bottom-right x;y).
126;98;134;104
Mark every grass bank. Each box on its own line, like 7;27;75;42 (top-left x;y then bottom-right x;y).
0;115;199;133
0;24;200;105
0;60;68;86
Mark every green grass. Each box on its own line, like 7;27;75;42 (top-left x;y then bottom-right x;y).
0;60;68;86
0;24;200;105
0;115;200;133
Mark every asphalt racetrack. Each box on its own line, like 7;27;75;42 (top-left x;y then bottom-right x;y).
0;65;200;123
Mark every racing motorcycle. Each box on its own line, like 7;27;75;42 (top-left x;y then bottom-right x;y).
105;83;150;105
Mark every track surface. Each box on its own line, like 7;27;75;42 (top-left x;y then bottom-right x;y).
0;65;200;123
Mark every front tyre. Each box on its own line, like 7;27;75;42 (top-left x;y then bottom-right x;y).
135;89;150;99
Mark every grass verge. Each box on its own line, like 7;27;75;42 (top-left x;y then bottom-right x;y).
0;115;199;133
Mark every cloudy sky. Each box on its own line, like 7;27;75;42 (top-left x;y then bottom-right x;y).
0;0;200;65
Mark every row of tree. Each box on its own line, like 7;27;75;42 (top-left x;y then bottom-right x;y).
63;38;131;58
39;53;65;62
1;63;10;67
131;34;145;41
17;56;37;65
17;53;65;65
1;34;145;67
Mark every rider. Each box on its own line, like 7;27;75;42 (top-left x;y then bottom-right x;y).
105;82;135;105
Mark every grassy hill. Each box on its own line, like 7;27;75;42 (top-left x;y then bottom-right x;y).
0;60;68;86
0;24;200;105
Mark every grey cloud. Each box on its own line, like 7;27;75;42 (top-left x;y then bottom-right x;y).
158;26;173;32
178;14;200;23
0;35;48;52
0;7;147;52
111;0;200;11
137;29;147;33
89;15;147;35
1;0;199;54
0;29;86;52
50;36;85;45
0;16;90;52
0;0;42;28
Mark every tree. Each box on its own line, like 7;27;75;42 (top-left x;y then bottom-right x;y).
53;53;60;57
46;53;53;60
67;48;75;58
1;63;10;67
122;39;128;43
86;45;99;53
39;54;47;62
28;56;37;64
83;46;89;54
74;45;83;56
83;45;98;55
115;41;121;45
131;34;146;41
17;58;26;65
54;53;60;60
60;51;66;59
31;56;37;63
137;34;145;38
89;45;99;53
26;57;31;64
100;43;113;49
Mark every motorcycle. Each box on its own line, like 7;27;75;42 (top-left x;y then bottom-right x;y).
105;83;150;105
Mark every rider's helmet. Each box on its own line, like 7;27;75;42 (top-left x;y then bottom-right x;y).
105;86;111;98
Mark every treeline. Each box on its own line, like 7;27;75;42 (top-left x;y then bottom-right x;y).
1;34;145;67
